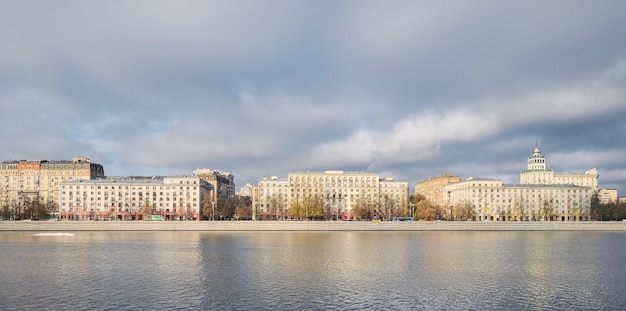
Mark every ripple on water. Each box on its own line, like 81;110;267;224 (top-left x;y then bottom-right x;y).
1;231;626;310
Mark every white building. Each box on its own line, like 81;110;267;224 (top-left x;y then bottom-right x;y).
520;146;598;190
239;183;254;197
444;146;596;221
379;177;410;219
58;176;212;221
445;177;592;221
598;188;618;204
255;176;291;220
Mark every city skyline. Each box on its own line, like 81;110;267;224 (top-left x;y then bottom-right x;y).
1;1;625;195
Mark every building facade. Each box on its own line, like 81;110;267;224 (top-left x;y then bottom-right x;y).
1;157;105;220
253;171;409;220
520;146;598;190
414;174;462;207
379;177;410;219
58;176;212;221
193;168;236;203
255;176;291;220
444;178;592;221
239;183;254;197
598;188;618;204
444;146;596;221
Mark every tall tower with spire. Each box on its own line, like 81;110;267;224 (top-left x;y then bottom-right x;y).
520;143;554;184
519;143;598;191
527;142;547;171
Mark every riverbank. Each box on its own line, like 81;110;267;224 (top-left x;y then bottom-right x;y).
1;220;626;231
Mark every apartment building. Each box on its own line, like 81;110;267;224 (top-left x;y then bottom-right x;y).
255;176;290;220
520;146;598;190
253;171;409;220
444;146;596;221
193;168;235;203
379;177;410;218
598;188;618;204
414;174;462;207
0;157;104;219
444;177;592;221
58;176;212;221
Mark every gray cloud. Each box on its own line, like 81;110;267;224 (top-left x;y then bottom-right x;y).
1;1;625;194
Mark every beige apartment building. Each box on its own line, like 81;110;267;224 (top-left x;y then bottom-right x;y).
520;146;598;190
0;157;105;219
444;178;592;221
255;176;291;220
193;168;236;207
415;174;462;207
58;176;212;221
444;146;596;221
598;188;618;204
379;177;410;219
254;171;409;220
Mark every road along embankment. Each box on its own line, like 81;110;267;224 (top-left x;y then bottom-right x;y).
1;221;626;231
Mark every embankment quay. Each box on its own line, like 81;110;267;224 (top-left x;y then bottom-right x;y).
1;221;626;231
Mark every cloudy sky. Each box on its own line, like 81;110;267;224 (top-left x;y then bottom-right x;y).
1;1;625;194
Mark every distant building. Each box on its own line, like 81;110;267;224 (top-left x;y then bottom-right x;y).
415;174;462;207
379;177;410;218
289;170;382;220
520;146;598;191
239;183;254;197
445;177;592;221
598;189;618;204
444;146;596;221
253;171;409;220
0;157;105;219
58;176;212;221
255;176;290;220
193;168;235;204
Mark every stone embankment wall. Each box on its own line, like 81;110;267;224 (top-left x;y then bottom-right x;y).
1;221;626;231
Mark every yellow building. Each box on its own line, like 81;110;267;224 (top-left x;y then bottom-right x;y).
253;171;408;220
193;168;235;206
0;157;104;220
598;188;618;204
415;174;462;207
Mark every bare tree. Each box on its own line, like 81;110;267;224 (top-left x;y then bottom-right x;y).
201;194;214;220
352;197;374;220
451;201;473;221
233;195;252;220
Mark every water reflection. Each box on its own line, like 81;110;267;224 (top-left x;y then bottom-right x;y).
0;231;625;310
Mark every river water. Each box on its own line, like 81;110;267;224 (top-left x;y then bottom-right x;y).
1;231;625;310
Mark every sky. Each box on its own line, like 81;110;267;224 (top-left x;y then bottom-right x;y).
1;1;625;195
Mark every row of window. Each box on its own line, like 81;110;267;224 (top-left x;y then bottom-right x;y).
61;202;198;208
0;171;88;175
62;185;199;190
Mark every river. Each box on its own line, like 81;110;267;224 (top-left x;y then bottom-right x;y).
1;231;624;310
